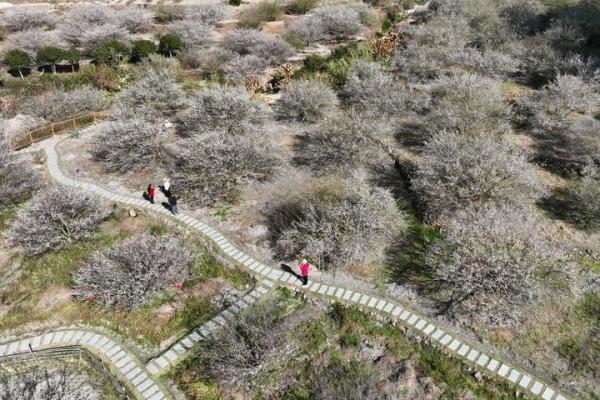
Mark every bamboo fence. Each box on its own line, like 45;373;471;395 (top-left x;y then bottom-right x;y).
11;110;109;150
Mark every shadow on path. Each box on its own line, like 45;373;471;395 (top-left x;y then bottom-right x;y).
280;263;303;283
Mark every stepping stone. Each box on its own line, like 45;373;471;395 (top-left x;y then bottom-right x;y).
42;333;54;346
497;364;510;377
383;303;394;313
335;288;345;298
126;367;142;380
150;392;165;400
142;385;160;398
392;306;402;316
518;375;532;389
137;379;153;392
351;292;361;302
53;331;65;343
541;388;555;400
555;395;567;400
146;363;159;375
415;319;427;330
248;261;260;270
116;356;132;368
440;334;453;346
432;329;444;340
466;349;479;362
423;324;435;335
256;286;268;295
7;342;18;355
376;300;387;310
173;344;185;354
368;298;378;307
476;353;489;367
19;340;31;352
106;346;121;358
0;345;6;356
327;287;336;296
400;310;411;321
358;294;369;305
31;336;42;349
309;283;321;292
155;357;169;368
189;331;202;342
132;372;148;385
530;381;544;395
255;264;266;274
487;358;500;372
407;315;418;325
318;285;328;294
343;290;353;300
448;339;461;351
457;344;470;356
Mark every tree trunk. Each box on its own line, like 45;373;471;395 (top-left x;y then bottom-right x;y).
18;68;23;79
71;64;75;73
52;64;56;74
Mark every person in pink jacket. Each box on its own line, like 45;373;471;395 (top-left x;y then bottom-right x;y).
299;259;310;285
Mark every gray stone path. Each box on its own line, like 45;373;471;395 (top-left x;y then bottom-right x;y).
0;328;171;400
1;136;571;400
146;280;274;376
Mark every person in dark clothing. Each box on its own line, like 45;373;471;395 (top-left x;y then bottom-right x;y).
147;184;156;204
168;195;178;215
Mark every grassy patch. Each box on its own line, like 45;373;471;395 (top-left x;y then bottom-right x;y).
0;208;247;345
0;204;20;233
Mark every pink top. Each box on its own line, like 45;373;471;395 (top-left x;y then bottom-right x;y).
300;262;310;277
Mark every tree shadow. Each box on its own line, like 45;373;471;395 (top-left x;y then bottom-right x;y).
537;186;597;232
368;162;420;216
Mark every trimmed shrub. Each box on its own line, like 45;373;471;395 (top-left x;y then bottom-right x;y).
159;33;182;57
0;138;41;207
36;46;65;73
425;205;555;326
1;5;58;32
223;28;294;66
8;186;111;256
130;40;157;63
178;86;269;137
239;0;284;28
276;79;338;123
170;132;282;205
3;49;31;78
267;172;406;270
168;20;213;49
74;234;193;309
91;40;129;66
21;87;106;122
92;118;165;172
411;132;538;224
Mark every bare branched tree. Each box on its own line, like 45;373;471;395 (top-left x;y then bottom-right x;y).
203;297;294;388
1;5;58;32
0;365;101;400
177;85;270;137
74;234;193;309
21;88;107;122
425;205;559;326
411;132;539;224
222;28;294;66
569;166;600;232
8;186;111;256
170;132;282;206
276;79;338;123
0;138;41;207
267;172;407;270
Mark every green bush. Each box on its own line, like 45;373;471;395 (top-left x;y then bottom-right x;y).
239;0;283;27
130;39;157;63
340;332;361;347
159;33;182;57
64;48;81;72
286;0;318;14
230;0;242;6
92;41;129;66
36;46;65;74
4;49;31;79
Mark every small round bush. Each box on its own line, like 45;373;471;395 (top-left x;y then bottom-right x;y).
130;40;157;63
74;234;193;309
276;80;338;123
8;186;112;256
239;0;284;28
159;33;182;57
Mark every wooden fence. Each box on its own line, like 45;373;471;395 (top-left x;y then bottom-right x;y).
11;111;109;151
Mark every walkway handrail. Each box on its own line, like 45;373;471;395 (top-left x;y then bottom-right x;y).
10;110;109;151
